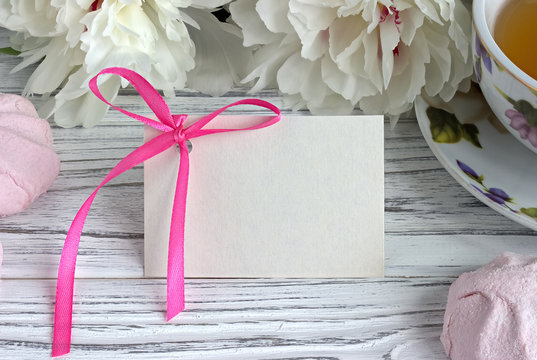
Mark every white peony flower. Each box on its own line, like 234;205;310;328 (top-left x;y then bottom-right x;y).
1;0;251;127
230;0;473;123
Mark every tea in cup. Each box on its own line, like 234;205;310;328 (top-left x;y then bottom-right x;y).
494;1;537;81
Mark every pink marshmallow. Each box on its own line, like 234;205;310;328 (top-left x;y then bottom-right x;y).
0;93;60;216
441;252;537;360
0;93;38;117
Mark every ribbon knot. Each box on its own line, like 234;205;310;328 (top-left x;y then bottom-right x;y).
52;67;281;357
173;126;186;144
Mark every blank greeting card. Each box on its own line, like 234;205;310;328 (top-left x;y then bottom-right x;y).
144;115;384;278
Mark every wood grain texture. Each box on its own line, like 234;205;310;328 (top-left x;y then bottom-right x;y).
0;18;535;359
0;278;450;360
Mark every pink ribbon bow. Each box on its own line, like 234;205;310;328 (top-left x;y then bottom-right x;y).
52;67;281;357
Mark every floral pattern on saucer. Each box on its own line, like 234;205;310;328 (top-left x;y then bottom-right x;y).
415;89;537;230
456;160;534;217
427;107;481;148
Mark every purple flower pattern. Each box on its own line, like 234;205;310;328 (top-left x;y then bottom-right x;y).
458;160;515;211
485;188;512;206
474;33;492;82
505;109;537;147
495;85;537;149
457;160;479;181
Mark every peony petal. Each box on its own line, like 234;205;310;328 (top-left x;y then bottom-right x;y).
288;0;338;32
328;14;366;70
277;53;325;101
190;0;231;9
230;0;281;46
282;90;354;115
396;31;429;104
53;76;121;128
307;92;355;115
256;0;294;34
422;26;451;96
362;29;383;91
243;40;298;92
436;0;451;21
322;56;376;103
287;11;329;60
398;7;424;45
415;0;442;24
0;0;58;36
282;93;307;112
438;42;472;101
10;41;51;75
379;17;400;89
448;0;471;61
22;38;81;95
392;43;411;77
184;7;253;96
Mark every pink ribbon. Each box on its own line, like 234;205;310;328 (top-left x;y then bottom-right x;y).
52;67;281;357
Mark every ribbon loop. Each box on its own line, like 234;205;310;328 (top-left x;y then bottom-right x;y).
185;98;281;138
89;67;174;132
53;67;281;357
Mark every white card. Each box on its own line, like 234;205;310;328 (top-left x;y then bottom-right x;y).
144;115;384;278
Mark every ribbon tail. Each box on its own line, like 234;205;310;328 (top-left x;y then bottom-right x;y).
52;132;176;357
166;141;190;321
52;192;98;357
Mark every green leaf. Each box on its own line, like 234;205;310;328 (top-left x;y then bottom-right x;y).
461;123;482;148
476;55;482;81
521;208;537;219
427;107;463;144
513;100;537;126
526;111;537;127
494;84;515;105
495;60;504;72
0;47;20;56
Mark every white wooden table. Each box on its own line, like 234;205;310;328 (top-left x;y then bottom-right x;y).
1;27;536;360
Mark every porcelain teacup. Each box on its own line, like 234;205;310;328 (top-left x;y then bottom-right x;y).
473;0;537;153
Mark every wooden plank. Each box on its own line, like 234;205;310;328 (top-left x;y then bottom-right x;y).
0;278;450;359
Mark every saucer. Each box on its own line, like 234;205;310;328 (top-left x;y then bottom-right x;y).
415;86;537;231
